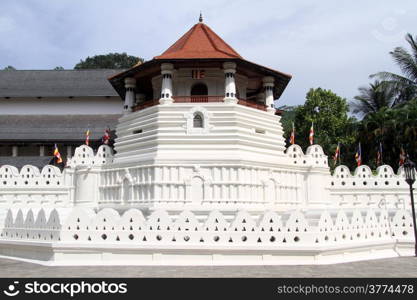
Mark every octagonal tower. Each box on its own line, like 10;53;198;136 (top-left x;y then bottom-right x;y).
102;18;329;213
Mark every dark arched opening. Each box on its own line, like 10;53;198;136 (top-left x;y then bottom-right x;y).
191;83;208;96
193;113;203;128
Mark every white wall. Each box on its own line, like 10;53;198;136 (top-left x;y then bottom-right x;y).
0;97;123;115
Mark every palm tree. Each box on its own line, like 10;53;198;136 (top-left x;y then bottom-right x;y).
351;80;395;117
371;33;417;105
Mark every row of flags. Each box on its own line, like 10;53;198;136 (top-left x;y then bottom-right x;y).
352;143;406;167
291;122;315;146
289;123;408;167
84;128;111;146
53;128;111;164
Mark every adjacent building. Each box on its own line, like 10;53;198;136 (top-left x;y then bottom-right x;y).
0;69;123;168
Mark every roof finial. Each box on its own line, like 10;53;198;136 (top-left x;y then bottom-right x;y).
199;11;203;23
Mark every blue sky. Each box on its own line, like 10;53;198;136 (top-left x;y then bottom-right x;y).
0;0;416;106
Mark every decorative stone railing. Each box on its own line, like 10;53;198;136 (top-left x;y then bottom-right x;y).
329;164;415;209
286;144;329;168
174;95;224;103
0;208;413;247
131;96;269;112
0;145;114;207
0;165;70;207
67;145;113;168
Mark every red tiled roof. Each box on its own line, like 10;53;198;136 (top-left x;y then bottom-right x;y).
154;22;242;59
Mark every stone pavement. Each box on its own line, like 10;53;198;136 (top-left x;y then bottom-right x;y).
0;257;416;277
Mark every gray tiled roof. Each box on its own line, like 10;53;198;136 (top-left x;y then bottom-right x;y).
0;156;54;169
0;114;121;141
0;70;122;97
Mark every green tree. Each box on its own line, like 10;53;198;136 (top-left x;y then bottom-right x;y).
371;33;417;104
277;105;298;144
293;88;357;169
357;108;396;169
74;53;144;69
3;65;15;70
350;81;395;118
53;66;64;70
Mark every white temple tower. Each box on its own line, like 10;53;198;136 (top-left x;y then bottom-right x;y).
104;19;330;213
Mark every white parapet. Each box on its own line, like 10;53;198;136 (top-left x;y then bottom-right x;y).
0;207;415;265
329;164;414;209
0;164;71;207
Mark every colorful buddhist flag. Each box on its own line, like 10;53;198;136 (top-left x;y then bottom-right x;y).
309;122;314;145
85;129;90;146
399;147;406;166
376;142;383;166
54;144;63;164
355;142;362;167
290;122;295;145
102;128;110;145
333;142;340;165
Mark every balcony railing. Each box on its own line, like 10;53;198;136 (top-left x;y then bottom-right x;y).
174;95;224;103
132;96;267;112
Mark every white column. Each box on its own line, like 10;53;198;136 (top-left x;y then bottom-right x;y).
263;76;275;114
67;145;72;158
124;77;136;113
39;145;45;156
159;63;174;105
12;146;18;157
223;62;238;104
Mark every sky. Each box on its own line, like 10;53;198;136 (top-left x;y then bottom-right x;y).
0;0;416;107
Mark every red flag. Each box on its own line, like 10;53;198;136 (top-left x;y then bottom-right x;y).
309;123;314;145
54;144;63;164
333;143;340;164
399;147;406;166
102;128;110;145
290;122;295;145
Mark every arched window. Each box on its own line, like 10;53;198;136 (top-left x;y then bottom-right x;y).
191;83;208;96
193;113;203;128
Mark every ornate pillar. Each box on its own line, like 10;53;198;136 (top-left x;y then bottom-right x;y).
124;77;136;113
263;76;275;114
223;62;237;104
159;63;174;105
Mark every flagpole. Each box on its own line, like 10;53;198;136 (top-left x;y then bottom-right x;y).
380;142;383;165
338;143;341;166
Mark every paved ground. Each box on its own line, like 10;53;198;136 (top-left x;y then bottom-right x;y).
0;257;416;277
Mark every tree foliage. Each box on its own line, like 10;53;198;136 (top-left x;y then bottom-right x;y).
3;65;15;70
291;88;357;169
351;33;417;169
350;80;395;118
74;52;144;69
371;33;417;104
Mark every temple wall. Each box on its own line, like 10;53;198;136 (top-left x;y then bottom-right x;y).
0;207;414;264
0;164;72;207
327;164;413;209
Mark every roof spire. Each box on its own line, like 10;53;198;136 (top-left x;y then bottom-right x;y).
199;11;203;23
